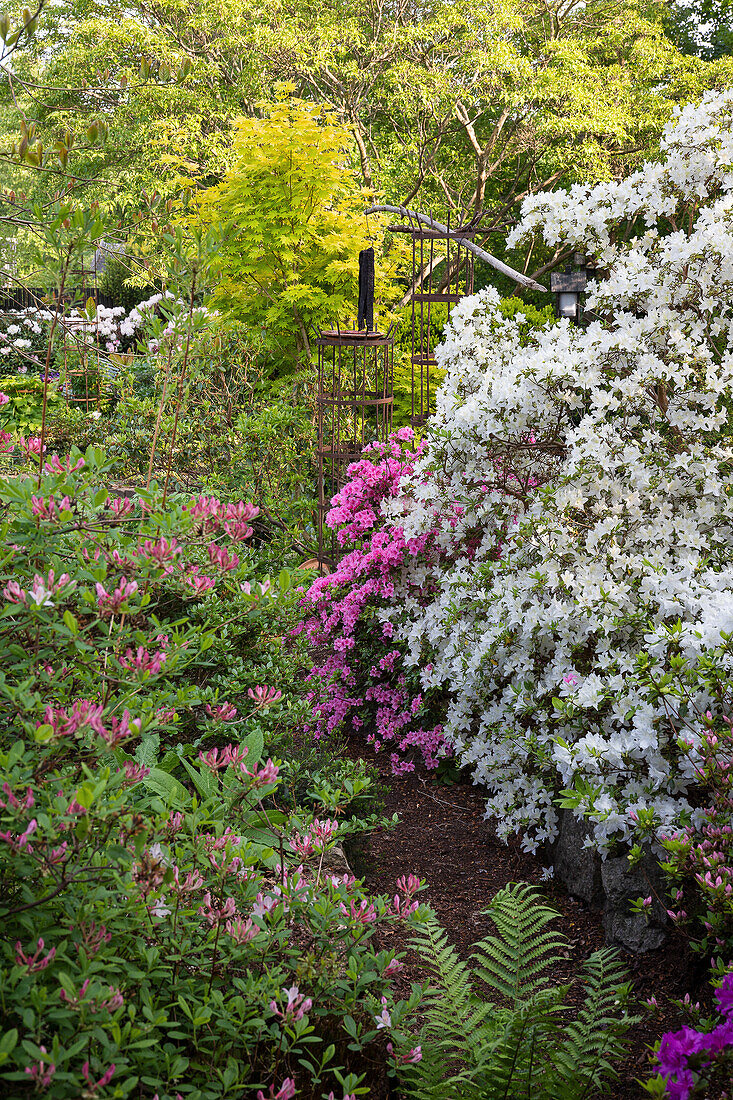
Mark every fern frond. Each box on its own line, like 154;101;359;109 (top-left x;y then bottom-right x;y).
545;947;638;1099
472;882;567;1004
397;885;632;1100
403;915;494;1099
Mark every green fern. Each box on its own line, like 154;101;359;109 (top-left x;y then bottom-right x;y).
545;948;636;1099
393;882;637;1100
472;882;567;1004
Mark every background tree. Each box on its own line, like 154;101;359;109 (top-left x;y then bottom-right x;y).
195;93;405;376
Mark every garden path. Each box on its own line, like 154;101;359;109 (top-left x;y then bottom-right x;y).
341;739;703;1099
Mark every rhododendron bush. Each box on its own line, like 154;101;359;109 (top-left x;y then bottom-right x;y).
0;441;423;1097
298;431;451;775
308;89;733;855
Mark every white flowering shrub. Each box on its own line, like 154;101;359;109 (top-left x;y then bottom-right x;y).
0;308;50;372
376;89;733;854
0;292;184;381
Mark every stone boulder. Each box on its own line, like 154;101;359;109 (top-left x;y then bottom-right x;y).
551;810;667;953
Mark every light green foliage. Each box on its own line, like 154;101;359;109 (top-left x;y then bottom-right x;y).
197;93;402;374
390;883;636;1099
0;373;63;431
244;0;731;258
97;253;148;310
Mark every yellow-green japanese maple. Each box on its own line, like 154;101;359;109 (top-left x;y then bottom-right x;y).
197;93;401;374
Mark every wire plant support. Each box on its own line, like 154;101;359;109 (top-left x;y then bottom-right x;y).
366;204;546;427
316;247;394;567
407;209;478;428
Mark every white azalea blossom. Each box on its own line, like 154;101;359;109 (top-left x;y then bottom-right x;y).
374;89;733;854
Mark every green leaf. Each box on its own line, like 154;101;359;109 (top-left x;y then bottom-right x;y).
240;727;264;767
63;610;78;634
0;1028;18;1065
144;768;191;806
179;756;218;801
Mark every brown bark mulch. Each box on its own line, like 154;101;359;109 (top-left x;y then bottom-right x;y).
341;738;706;1099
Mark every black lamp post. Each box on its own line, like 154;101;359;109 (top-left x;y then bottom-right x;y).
551;253;588;323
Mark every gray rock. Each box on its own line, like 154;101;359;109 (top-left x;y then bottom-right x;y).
601;851;667;953
551;810;668;953
553;811;604;909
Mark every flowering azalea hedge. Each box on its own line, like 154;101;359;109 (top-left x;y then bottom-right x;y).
0;434;425;1098
305;89;733;858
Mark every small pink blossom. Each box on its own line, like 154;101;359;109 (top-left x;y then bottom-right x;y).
81;1061;115;1095
248;685;283;707
74;920;111;957
198;744;249;772
184;567;216;595
17;434;45;456
95;577;138;615
172;867;203;894
43;453;84;474
270;984;312;1022
3;579;26;603
0;782;34;812
387;1042;422;1064
208;543;240;571
245;758;279;788
118;646;167;674
0;818;38;852
198;891;237;927
374;997;392;1029
256;1080;296;1100
109;496;134;517
205;701;238;721
15;937;56;973
122;761;150;784
24;1046;55;1089
226;916;258;944
340;898;377;925
60;978;91;1008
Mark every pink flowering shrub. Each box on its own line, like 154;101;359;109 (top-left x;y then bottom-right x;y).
0;441;425;1097
297;429;451;774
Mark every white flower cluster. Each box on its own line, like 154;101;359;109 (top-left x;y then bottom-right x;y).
0;309;51;368
380;89;733;854
0;291;195;368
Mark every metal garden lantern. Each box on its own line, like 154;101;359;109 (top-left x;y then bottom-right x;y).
400;212;478;427
365;204;547;425
551;253;588;323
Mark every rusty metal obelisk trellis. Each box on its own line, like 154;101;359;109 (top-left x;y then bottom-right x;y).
316;247;394;566
365;205;546;426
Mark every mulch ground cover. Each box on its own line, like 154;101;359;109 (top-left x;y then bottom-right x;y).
340;737;707;1099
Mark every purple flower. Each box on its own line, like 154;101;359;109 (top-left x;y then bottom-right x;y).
715;972;733;1019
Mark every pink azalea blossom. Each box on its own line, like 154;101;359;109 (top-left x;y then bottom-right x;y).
24;1046;55;1089
81;1061;115;1095
205;701;238;721
256;1080;296;1100
43;453;84;474
248;685;283;707
226;916;258;944
15;937;56;973
269;984;312;1022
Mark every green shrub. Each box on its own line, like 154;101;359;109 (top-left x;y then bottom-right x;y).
0;443;423;1098
0;373;63;433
